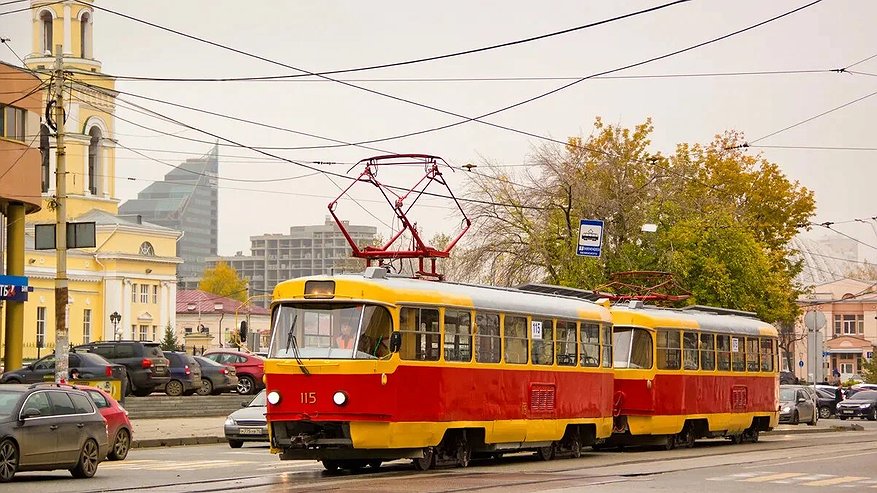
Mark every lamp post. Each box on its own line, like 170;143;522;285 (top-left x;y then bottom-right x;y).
110;311;121;341
215;302;224;347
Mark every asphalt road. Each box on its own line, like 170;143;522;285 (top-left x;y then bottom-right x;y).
7;420;877;493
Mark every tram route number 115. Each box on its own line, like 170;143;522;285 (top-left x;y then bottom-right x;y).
300;392;316;404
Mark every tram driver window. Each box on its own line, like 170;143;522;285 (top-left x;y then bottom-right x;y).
700;333;716;371
656;329;681;370
444;310;472;362
475;313;501;363
613;327;653;369
716;335;731;371
555;320;577;366
683;331;699;370
504;315;528;364
399;307;440;361
531;318;554;365
580;323;600;367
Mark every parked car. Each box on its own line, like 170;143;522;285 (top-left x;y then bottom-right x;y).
224;389;268;448
779;371;797;385
74;341;170;397
779;385;818;425
0;353;126;384
162;352;202;397
0;383;109;482
836;390;877;421
815;388;839;419
193;356;239;396
202;350;264;395
80;385;133;461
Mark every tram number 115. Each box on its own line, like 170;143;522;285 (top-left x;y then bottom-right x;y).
300;392;316;404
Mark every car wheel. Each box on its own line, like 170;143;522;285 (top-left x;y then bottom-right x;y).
108;428;130;461
124;376;133;397
3;378;20;384
870;409;877;422
839;416;848;420
165;380;184;397
791;411;799;425
70;439;100;478
0;439;18;483
237;376;255;395
228;440;243;449
197;378;213;396
818;406;832;419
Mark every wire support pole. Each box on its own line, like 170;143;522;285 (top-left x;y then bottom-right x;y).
52;46;70;383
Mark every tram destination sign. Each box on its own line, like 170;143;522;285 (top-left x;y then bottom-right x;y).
576;219;604;258
0;274;32;302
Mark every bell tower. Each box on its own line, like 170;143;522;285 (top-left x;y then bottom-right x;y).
24;0;119;222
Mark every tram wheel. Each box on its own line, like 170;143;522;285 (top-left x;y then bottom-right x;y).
322;460;340;472
748;429;759;443
455;437;472;468
730;434;744;445
536;444;555;461
338;459;368;471
413;447;435;471
568;435;583;458
664;434;677;451
679;427;695;449
368;460;382;469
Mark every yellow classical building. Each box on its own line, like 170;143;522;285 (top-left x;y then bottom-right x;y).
1;0;181;360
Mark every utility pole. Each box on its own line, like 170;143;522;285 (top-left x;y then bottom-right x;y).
52;45;69;383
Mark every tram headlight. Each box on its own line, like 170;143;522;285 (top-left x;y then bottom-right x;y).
267;391;281;405
333;391;348;406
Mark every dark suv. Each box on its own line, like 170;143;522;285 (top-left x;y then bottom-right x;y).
0;383;110;482
162;352;202;396
74;341;170;397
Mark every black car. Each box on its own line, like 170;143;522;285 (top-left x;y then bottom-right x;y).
0;383;110;482
73;341;170;397
815;388;839;419
162;352;202;397
836;390;877;421
193;356;239;396
0;353;127;385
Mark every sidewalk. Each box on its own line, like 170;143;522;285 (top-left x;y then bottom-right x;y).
128;416;865;449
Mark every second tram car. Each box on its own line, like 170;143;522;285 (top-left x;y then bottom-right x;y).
264;268;615;471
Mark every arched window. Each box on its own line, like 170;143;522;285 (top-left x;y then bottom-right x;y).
40;10;53;54
87;127;101;195
80;12;91;58
139;242;155;256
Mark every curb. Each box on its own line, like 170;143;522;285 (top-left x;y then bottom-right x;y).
766;424;864;435
132;436;227;449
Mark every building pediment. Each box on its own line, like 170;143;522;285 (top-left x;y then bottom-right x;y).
826;335;874;352
137;311;153;322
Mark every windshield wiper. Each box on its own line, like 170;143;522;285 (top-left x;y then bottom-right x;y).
284;315;310;376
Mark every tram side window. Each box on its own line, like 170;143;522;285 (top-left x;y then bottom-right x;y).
475;313;501;363
555;320;577;366
731;336;745;371
745;337;759;371
613;327;653;369
760;338;775;372
700;333;716;371
504;315;528;364
531;318;554;365
580;323;600;367
656;329;681;370
399;307;440;361
443;310;472;362
600;324;612;368
683;331;699;370
716;335;731;371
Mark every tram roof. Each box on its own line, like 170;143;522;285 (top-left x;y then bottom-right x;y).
273;271;612;322
610;303;776;337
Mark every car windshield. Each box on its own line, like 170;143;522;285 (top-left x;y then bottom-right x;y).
269;302;393;360
0;391;21;416
779;388;796;401
249;391;266;407
851;391;877;402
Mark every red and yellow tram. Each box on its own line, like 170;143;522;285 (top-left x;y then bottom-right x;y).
264;268;614;471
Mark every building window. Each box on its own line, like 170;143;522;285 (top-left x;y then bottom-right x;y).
83;309;91;343
139;325;148;341
36;306;46;347
184;327;193;334
152;285;158;304
139;242;155;256
40;10;53;54
131;283;138;302
1;105;26;142
80;12;91;58
140;284;149;303
87;127;101;195
834;314;864;335
841;363;853;374
152;325;158;341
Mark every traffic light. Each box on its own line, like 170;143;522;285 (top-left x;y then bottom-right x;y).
240;321;248;343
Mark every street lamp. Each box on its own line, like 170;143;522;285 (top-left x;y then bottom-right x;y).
110;311;121;341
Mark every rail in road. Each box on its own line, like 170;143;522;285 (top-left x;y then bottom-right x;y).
123;394;251;419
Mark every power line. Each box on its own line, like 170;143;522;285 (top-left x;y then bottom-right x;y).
751;144;877;152
0;0;63;16
844;52;877;70
812;222;877;251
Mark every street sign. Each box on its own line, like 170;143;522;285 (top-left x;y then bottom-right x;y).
576;219;604;257
0;274;32;302
34;221;96;250
822;351;829;357
798;360;804;368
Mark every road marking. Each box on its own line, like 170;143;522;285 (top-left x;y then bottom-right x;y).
100;459;255;471
803;476;869;487
706;472;762;481
743;472;806;482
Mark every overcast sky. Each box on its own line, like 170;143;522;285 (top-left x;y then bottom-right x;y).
2;0;876;261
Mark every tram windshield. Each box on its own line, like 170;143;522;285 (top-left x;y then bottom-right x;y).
269;303;393;360
613;327;653;369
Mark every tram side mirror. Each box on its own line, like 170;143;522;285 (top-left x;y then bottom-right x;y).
389;332;402;353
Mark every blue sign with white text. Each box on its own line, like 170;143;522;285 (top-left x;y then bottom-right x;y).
0;275;31;302
576;219;604;257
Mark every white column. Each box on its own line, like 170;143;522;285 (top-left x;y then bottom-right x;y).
63;3;72;55
104;278;123;340
101;141;109;198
